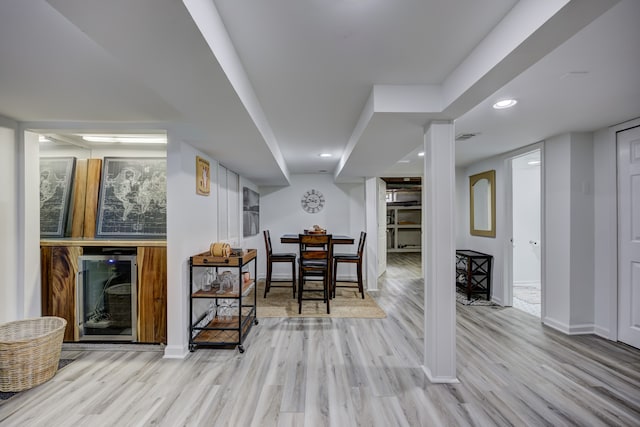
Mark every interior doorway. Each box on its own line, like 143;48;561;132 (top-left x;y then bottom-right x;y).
510;149;542;317
381;177;422;255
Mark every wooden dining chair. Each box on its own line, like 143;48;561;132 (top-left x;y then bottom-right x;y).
332;231;366;299
263;230;297;298
298;234;332;314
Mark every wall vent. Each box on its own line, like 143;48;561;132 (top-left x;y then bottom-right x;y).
455;132;480;141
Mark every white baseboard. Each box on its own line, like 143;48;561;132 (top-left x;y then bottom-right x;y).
594;325;612;339
62;342;163;352
421;365;460;384
543;317;595;335
163;344;188;359
491;295;504;306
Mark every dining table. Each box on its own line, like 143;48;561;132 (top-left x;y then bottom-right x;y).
279;234;355;245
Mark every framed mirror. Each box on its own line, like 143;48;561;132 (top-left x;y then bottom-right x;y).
469;170;496;237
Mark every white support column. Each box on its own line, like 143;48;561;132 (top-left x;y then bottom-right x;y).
422;121;458;383
365;177;379;291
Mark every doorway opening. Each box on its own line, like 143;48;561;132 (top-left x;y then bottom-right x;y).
511;150;542;317
381;177;422;254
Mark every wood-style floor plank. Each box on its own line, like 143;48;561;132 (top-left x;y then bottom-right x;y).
2;253;640;426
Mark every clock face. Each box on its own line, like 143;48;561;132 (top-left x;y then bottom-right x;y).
301;189;325;213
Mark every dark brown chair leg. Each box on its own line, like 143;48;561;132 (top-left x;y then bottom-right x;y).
325;272;330;314
298;265;303;314
291;260;296;298
264;261;272;298
357;261;364;298
331;259;338;298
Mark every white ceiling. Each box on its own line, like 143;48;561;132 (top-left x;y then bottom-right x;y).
1;0;638;185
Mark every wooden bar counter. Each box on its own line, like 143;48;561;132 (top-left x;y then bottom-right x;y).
40;239;167;344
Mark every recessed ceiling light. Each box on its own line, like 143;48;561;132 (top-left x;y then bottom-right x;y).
493;99;517;109
418;152;425;157
319;153;332;158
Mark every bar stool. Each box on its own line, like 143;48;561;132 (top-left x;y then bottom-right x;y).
263;230;297;298
332;231;366;299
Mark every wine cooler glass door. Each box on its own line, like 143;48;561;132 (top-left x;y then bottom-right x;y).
77;255;137;341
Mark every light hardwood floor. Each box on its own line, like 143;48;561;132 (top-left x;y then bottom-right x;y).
1;253;639;426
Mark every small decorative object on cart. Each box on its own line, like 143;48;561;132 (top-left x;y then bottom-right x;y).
210;242;231;258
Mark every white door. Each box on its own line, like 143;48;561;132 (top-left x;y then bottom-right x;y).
377;178;387;276
511;150;542;317
618;125;640;349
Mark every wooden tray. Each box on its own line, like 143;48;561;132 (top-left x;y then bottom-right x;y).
191;248;256;266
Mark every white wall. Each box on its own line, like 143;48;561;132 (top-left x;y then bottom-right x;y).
543;132;595;334
512;156;541;284
0;122;18;323
240;176;262;256
165;136;219;358
593;126;617;338
259;174;365;281
455;168;468;250
569;133;595;328
457;157;506;304
543;135;571;326
21;131;42;318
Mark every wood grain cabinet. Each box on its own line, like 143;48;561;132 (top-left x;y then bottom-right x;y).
41;241;167;344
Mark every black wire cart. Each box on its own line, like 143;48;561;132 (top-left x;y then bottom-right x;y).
189;249;258;353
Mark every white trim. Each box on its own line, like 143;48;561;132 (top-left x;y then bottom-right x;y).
422;365;460;384
163;344;189;359
543;316;569;334
502;143;544;318
594;326;611;338
543;317;595;335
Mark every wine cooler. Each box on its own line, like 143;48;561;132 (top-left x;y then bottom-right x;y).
77;254;137;341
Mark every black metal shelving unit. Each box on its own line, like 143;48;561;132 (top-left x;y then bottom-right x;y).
189;249;258;353
455;249;492;301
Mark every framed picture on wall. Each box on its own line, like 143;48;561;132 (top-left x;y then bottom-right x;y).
196;156;210;196
40;157;76;237
96;157;167;239
243;187;259;237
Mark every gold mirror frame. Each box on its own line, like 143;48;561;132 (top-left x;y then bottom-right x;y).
469;170;496;237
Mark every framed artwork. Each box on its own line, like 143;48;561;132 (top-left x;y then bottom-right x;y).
96;157;167;239
40;157;76;237
196;156;210;196
243;187;259;237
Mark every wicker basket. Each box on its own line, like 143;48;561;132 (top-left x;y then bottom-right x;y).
0;316;67;392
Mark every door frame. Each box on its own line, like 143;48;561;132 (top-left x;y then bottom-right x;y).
616;121;640;345
502;143;544;318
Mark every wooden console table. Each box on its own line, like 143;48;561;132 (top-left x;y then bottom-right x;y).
455;250;492;300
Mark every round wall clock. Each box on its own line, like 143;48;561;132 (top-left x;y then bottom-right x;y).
301;189;325;213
